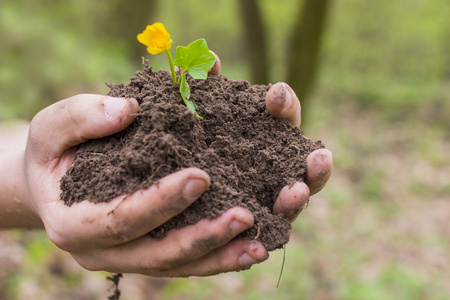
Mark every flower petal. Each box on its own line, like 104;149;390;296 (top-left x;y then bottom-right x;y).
137;22;172;55
137;33;149;46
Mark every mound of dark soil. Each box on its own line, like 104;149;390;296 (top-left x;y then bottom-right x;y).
60;61;324;251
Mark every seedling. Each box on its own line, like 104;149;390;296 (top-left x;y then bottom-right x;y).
137;22;216;119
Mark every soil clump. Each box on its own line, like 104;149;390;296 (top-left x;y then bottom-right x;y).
60;61;324;251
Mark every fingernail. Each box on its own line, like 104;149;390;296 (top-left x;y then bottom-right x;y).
281;83;292;111
239;252;260;268
104;97;127;118
208;51;221;75
229;220;250;235
183;178;208;200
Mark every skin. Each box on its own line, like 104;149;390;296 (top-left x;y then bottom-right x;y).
266;82;333;221
0;56;332;277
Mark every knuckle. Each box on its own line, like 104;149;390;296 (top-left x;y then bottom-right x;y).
105;214;133;242
63;97;82;132
187;219;232;252
157;194;189;217
139;256;177;273
191;234;228;252
204;261;226;276
138;220;234;275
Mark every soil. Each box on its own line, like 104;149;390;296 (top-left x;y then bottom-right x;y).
60;61;324;252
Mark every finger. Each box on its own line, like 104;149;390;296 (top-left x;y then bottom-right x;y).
208;50;221;75
306;149;333;195
28;94;139;164
158;239;268;277
73;208;263;276
265;82;301;127
74;218;268;277
273;181;310;223
152;207;254;269
43;168;210;251
176;51;220;76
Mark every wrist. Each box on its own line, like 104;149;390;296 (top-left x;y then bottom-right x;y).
0;122;43;229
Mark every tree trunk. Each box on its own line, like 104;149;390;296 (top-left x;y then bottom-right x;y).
287;0;330;125
238;0;269;84
100;0;159;63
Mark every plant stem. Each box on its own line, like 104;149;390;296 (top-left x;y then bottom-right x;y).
165;49;177;84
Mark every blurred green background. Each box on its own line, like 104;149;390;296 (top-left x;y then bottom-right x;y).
1;0;450;299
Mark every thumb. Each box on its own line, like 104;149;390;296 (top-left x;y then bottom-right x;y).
27;94;138;164
265;82;301;128
208;50;221;75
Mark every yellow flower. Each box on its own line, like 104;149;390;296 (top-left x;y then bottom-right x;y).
137;22;172;55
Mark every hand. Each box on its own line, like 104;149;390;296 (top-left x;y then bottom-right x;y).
210;54;332;222
265;82;333;221
20;93;267;277
1;52;330;278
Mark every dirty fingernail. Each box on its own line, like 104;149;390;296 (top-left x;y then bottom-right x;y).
239;252;260;268
104;97;127;118
183;178;208;200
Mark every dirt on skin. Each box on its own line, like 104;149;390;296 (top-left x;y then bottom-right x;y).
60;61;324;251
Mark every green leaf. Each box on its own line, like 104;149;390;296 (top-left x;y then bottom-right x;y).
174;39;216;80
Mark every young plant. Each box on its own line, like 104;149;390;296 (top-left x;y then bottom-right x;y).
137;22;216;118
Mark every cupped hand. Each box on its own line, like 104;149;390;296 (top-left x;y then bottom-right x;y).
24;94;267;277
265;82;333;222
212;56;332;223
202;55;332;222
22;53;330;278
